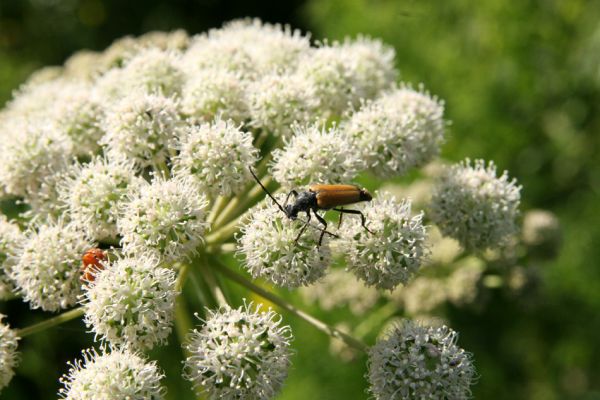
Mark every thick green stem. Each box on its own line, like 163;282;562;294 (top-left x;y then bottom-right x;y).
205;217;241;245
207;195;229;226
198;260;228;307
17;307;85;338
204;242;236;254
212;260;368;352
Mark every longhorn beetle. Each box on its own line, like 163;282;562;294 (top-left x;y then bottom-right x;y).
249;168;374;246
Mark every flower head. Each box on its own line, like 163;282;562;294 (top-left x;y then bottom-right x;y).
0;216;22;300
271;124;362;188
173;119;259;198
59;347;165;400
0;315;19;391
344;86;445;178
238;194;332;288
10;221;91;311
368;320;476;399
183;302;293;399
97;48;185;99
83;255;177;350
338;195;428;291
59;157;142;242
248;73;318;138
430;159;521;251
101;92;184;169
118;176;209;263
180;68;249;123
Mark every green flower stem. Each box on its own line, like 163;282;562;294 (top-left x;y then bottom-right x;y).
354;301;399;339
204;242;236;254
197;260;228;307
17;307;85;338
207;195;229;225
253;129;270;151
212;259;368;352
205;217;241;245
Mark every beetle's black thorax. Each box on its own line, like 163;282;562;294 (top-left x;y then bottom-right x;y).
286;191;317;219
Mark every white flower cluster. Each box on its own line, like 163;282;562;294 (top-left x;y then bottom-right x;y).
184;303;292;400
82;255;177;350
10;221;91;312
0;216;22;299
59;347;165;400
430;159;521;251
368;320;476;399
238;194;331;288
118;177;209;263
339;194;428;291
173;119;259;198
0;316;19;391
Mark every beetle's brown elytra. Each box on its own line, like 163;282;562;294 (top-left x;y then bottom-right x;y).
249;167;373;246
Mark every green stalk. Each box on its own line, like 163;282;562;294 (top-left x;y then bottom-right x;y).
17;307;85;338
204;242;237;254
212;259;368;352
353;301;399;339
207;195;229;225
205;217;241;245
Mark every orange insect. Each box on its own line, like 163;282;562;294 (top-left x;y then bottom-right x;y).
80;248;107;283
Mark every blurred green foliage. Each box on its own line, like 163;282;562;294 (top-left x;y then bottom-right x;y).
304;0;600;399
1;0;599;399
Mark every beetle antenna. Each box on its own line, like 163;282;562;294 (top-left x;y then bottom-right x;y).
247;167;339;240
248;167;288;215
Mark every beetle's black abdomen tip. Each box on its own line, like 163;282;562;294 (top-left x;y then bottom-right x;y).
360;189;373;202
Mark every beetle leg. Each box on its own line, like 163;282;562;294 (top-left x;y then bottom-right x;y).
284;190;299;207
337;207;344;229
313;210;329;246
294;210;311;244
333;208;374;234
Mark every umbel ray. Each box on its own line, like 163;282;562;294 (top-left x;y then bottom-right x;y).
248;167;374;246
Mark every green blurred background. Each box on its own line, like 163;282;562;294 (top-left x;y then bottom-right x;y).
1;0;599;399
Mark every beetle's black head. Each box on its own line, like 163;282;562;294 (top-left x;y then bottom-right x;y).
284;204;298;220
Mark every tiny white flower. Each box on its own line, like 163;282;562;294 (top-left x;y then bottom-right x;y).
344;86;445;178
83;255;177;350
101;92;184;169
338;195;428;291
181;68;250;123
59;157;143;242
183;302;293;400
271;124;363;188
118;176;209;263
0;216;22;300
237;194;331;288
10;221;91;312
59;347;166;400
173;118;259;198
0;315;20;392
368;320;476;400
248;73;319;138
430;159;521;251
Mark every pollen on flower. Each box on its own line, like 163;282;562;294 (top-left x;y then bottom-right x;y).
367;320;476;400
430;159;521;251
82;255;177;350
59;347;165;400
183;302;293;399
118;176;209;263
237;194;331;288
